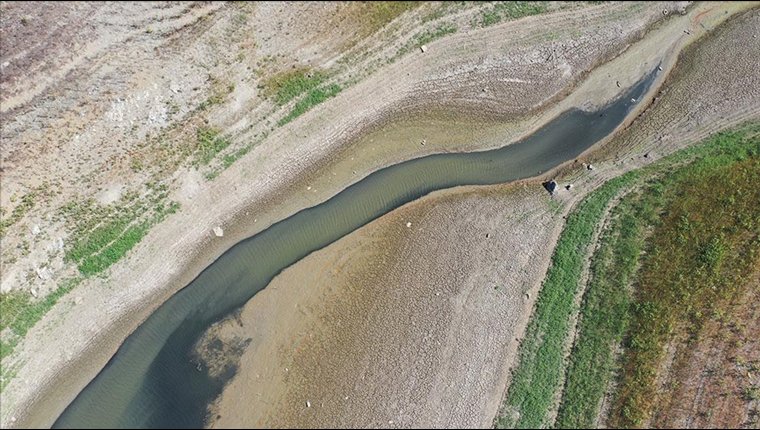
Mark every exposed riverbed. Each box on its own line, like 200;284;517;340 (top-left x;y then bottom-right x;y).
53;71;657;429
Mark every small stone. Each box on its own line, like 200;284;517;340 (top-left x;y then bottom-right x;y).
406;222;412;228
631;98;637;103
74;296;84;305
420;45;427;53
657;65;663;71
526;293;531;299
307;186;312;190
616;80;620;88
587;164;595;171
306;400;311;408
31;224;41;236
566;184;573;191
213;226;224;237
31;288;38;298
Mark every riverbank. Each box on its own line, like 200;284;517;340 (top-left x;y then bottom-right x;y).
1;2;753;428
208;4;760;428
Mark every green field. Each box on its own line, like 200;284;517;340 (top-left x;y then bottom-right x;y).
498;123;760;428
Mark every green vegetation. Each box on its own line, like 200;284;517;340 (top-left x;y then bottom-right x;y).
76;223;150;276
195;127;232;166
0;191;38;237
60;183;179;276
416;22;458;46
555;180;658;428
263;68;326;105
0;276;82;361
278;84;342;126
477;2;548;28
496;171;640;429
498;123;759;429
609;126;760;427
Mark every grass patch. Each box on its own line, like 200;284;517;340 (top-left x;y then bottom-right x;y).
608;126;760;427
499;123;759;428
496;171;640;429
263;68;326;105
476;1;548;28
0;276;82;361
416;22;458;46
0;191;37;237
278;84;342;126
555;183;660;428
195;127;231;166
76;223;150;276
61;186;179;276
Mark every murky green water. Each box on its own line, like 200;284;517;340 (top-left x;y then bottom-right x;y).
54;71;657;429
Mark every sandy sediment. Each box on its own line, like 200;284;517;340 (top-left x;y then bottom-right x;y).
2;1;757;428
207;5;760;428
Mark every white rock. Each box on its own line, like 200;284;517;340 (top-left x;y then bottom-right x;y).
35;267;51;281
213;226;224;237
31;288;39;298
31;224;41;236
406;222;412;228
420;45;427;53
306;400;311;408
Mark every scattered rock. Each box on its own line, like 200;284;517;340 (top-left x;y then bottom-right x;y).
420;45;427;53
213;226;224;237
420;139;426;146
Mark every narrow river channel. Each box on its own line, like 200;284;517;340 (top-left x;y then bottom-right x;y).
54;69;657;429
